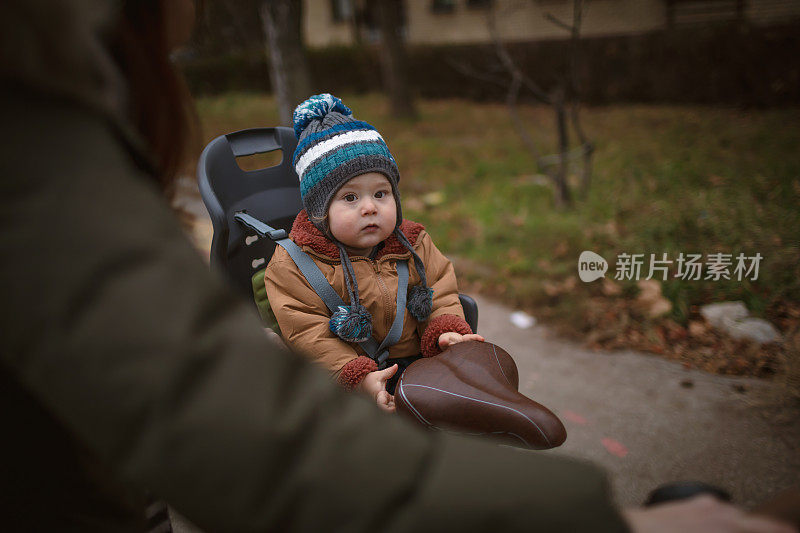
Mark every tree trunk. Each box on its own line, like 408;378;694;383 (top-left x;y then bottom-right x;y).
553;88;573;208
260;0;312;126
567;0;593;198
375;0;416;118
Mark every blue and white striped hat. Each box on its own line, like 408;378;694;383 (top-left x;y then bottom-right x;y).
290;94;433;345
292;93;402;230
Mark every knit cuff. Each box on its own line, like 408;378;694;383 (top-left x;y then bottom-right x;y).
337;356;378;390
420;314;473;357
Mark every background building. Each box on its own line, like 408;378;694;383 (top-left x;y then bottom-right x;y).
305;0;800;48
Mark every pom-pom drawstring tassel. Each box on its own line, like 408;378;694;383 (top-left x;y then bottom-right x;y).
329;242;374;342
330;304;373;342
395;228;434;322
407;285;434;321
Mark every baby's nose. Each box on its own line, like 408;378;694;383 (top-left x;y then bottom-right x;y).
362;199;377;213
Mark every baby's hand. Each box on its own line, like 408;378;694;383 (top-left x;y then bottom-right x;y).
358;364;398;413
438;332;485;350
376;390;396;413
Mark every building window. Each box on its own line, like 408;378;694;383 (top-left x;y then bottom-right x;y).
666;0;746;27
466;0;493;9
330;0;354;23
431;0;456;14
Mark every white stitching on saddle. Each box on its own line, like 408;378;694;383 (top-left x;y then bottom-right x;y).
399;384;551;447
492;344;512;386
397;377;431;425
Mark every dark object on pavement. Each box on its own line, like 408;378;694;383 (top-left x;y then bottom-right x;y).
645;481;732;506
647;482;800;529
394;341;567;449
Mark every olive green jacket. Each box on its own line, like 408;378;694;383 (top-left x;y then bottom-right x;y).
0;1;628;531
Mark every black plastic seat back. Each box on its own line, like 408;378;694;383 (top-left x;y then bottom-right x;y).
198;127;302;299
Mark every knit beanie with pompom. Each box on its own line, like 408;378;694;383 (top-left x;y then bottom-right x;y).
292;94;433;343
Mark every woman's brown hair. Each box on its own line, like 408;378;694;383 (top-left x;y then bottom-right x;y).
110;0;199;199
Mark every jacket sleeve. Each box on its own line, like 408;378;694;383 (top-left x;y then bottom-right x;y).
0;99;628;533
414;232;474;356
264;250;376;388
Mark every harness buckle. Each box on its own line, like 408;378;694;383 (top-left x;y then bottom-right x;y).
267;228;287;240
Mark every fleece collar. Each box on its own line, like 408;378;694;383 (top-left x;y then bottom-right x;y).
289;209;424;260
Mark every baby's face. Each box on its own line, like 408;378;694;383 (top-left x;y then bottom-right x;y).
328;172;397;256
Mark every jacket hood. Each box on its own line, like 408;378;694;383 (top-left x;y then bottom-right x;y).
1;0;129;126
290;209;425;260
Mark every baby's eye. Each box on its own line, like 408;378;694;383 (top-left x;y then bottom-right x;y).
343;193;357;202
375;190;390;199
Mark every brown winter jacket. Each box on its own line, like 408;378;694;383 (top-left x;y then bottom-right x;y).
265;210;474;389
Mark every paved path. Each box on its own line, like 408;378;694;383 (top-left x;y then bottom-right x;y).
472;294;799;508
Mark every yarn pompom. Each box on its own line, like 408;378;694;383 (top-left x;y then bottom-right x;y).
329;304;372;342
293;93;353;137
407;285;434;321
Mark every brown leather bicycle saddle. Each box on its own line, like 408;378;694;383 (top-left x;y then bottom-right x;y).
394;341;567;450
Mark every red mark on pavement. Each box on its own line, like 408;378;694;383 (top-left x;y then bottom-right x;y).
562;410;588;425
601;438;628;458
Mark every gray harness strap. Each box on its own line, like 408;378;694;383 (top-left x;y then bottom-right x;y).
235;212;407;366
375;260;408;369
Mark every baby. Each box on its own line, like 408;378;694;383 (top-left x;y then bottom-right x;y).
265;94;483;412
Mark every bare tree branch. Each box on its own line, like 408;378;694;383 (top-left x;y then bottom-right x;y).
444;57;509;88
544;12;573;33
475;0;594;208
568;0;587;144
538;144;591;167
486;7;551;105
567;0;594;196
506;74;542;161
553;86;572;208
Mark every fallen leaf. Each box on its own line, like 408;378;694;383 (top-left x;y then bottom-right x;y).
601;278;622;296
554;241;569;258
603;221;619;237
601;438;628;458
562;410;588;425
636;280;673;318
421;191;445;207
543;281;563;297
404;197;424;211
